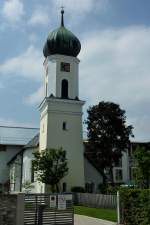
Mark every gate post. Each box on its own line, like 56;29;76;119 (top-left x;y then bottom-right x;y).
117;191;120;224
16;193;25;225
38;204;46;225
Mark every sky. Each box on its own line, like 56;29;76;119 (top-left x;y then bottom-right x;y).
0;0;150;141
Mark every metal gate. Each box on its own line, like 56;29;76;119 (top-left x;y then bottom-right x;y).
24;193;74;225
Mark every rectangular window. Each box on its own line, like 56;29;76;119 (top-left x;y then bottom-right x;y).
115;169;123;181
115;158;122;167
61;62;70;72
62;122;67;130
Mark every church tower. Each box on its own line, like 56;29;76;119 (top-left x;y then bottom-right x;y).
39;9;85;191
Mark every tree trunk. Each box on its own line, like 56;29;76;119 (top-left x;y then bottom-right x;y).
51;185;55;193
56;183;59;193
109;167;114;185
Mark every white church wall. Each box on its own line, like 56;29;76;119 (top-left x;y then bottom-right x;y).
0;145;22;184
9;154;22;192
84;158;103;193
39;111;48;151
39;98;85;192
39;52;85;192
22;147;43;193
46;60;56;97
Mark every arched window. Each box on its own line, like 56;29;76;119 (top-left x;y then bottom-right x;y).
63;182;67;192
61;79;68;98
62;122;67;130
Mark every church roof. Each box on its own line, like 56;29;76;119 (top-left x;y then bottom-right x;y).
7;133;39;165
25;133;39;148
43;9;81;58
0;126;39;145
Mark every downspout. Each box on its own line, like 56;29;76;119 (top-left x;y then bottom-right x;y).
20;150;24;192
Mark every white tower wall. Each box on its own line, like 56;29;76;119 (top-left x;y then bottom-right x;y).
39;54;85;191
44;54;79;99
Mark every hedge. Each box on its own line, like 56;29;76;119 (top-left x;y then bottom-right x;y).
119;189;150;225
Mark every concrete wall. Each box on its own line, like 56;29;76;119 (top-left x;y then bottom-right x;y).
0;194;24;225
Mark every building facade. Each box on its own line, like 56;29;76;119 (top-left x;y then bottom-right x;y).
0;126;38;192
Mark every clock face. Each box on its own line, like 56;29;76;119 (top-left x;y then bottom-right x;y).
61;62;70;72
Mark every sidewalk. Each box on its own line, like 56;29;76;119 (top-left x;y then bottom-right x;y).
74;214;117;225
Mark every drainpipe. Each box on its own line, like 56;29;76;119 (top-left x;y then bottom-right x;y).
20;151;24;192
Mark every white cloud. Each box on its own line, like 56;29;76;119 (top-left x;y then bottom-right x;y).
79;26;150;141
53;0;108;14
28;6;49;26
0;117;34;128
28;33;39;44
25;86;44;105
51;0;109;26
0;46;43;81
2;0;24;23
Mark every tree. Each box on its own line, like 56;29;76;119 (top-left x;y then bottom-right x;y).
133;145;150;188
86;101;133;184
33;148;68;192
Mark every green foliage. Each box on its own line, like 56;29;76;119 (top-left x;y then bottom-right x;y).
133;146;150;188
120;189;150;225
98;184;108;194
86;101;133;184
106;185;121;194
98;183;121;194
74;206;117;222
71;186;85;193
22;180;34;193
33;148;68;192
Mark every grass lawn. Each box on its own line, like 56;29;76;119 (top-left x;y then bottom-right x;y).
74;205;117;222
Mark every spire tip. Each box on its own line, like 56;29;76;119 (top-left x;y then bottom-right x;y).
61;6;64;26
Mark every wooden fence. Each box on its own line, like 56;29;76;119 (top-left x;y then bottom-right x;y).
75;193;117;209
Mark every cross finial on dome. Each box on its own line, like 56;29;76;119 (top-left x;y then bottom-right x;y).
61;6;64;26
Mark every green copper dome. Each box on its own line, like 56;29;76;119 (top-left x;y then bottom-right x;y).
43;10;81;58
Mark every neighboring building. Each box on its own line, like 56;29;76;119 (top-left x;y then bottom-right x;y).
0;126;39;192
8;134;39;193
113;150;130;184
128;142;150;182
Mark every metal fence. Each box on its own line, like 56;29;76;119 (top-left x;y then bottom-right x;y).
75;193;117;209
24;193;74;225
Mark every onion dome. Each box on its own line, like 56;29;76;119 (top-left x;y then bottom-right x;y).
43;9;81;58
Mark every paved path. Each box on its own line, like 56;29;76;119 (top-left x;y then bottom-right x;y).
74;215;117;225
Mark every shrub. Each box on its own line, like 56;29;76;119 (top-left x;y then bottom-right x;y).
120;189;150;225
71;186;85;193
98;183;121;194
106;185;120;194
98;184;107;194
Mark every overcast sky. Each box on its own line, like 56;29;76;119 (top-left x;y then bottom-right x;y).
0;0;150;141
